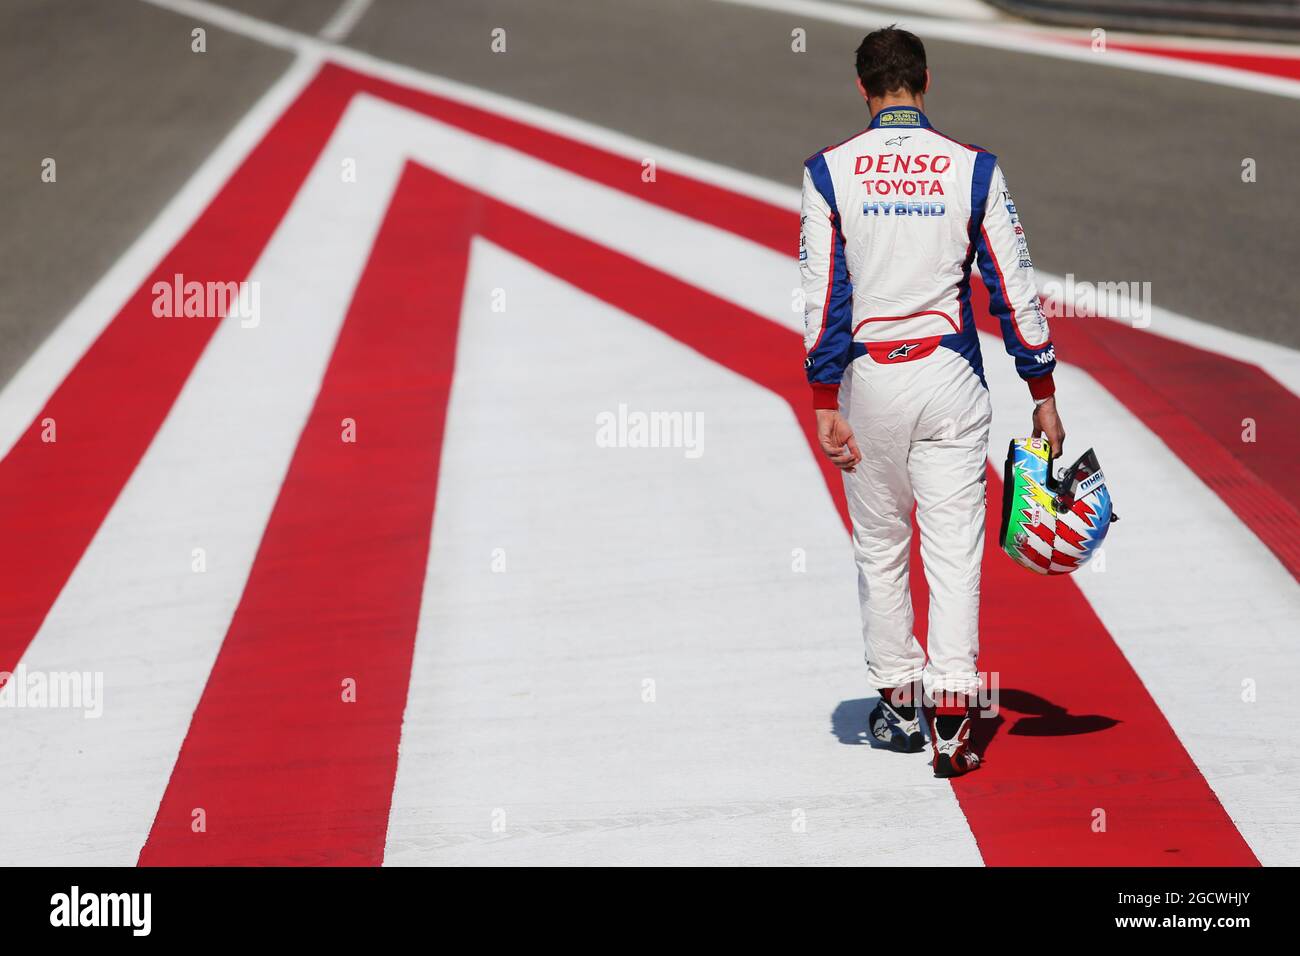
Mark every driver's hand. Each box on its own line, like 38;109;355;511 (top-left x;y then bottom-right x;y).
1032;396;1065;458
816;409;862;473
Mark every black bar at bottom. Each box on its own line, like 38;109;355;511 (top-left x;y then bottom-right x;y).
0;865;1279;941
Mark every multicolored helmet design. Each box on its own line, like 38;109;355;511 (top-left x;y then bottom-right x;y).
999;438;1116;575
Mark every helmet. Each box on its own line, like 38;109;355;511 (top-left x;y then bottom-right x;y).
999;438;1117;575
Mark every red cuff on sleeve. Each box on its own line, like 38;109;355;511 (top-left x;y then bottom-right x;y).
1027;373;1055;401
811;382;841;410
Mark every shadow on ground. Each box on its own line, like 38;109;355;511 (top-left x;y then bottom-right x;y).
832;689;1120;758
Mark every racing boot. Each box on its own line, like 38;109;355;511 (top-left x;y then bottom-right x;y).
869;689;925;753
929;706;981;778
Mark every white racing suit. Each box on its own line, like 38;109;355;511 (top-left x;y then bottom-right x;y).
800;105;1056;698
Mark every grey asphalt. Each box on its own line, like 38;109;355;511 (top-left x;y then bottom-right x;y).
2;0;1296;398
0;0;291;389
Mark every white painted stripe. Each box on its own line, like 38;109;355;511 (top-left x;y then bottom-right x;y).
1088;301;1300;397
0;54;321;463
979;330;1300;865
711;0;1300;99
319;0;372;43
0;99;406;864
139;0;307;52
841;0;1000;21
384;240;983;865
344;95;797;331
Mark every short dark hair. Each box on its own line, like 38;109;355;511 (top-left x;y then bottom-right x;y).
855;26;927;98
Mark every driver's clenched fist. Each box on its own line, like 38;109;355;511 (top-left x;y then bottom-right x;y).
815;408;862;473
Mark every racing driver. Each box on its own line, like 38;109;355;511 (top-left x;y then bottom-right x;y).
800;27;1065;777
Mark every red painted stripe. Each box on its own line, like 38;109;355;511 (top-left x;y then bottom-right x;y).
1112;45;1300;83
321;63;795;257
0;70;355;679
1048;35;1300;83
139;163;468;866
910;488;1256;864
